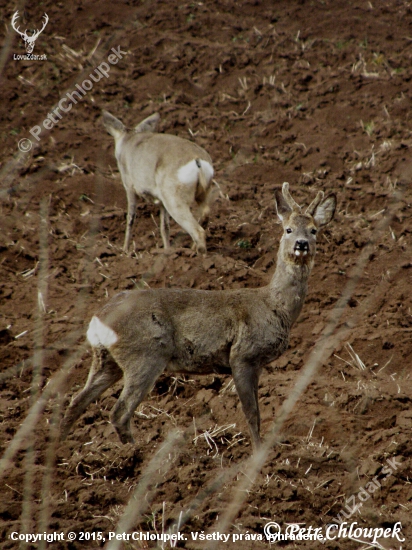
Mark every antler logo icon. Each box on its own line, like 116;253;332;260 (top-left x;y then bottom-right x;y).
11;11;49;54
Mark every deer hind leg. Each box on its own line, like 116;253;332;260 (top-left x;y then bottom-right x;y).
123;188;137;252
196;198;211;228
110;354;168;444
159;204;170;249
60;348;123;440
161;195;206;254
231;362;261;449
195;183;215;229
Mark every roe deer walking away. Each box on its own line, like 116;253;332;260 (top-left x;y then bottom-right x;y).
61;183;336;449
102;110;214;254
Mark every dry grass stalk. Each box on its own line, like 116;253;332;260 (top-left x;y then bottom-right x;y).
20;199;49;539
345;342;367;371
37;403;61;550
193;424;237;457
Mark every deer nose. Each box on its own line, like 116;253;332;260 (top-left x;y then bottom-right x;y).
295;240;309;251
294;240;309;256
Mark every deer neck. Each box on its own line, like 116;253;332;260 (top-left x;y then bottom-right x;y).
268;248;314;325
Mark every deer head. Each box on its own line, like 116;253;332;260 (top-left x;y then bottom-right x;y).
12;11;49;54
275;182;336;270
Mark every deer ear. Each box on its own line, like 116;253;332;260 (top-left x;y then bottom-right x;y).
102;111;125;139
313;194;337;227
135;113;160;133
275;187;293;222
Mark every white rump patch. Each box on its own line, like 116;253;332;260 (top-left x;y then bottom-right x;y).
87;315;118;348
177;159;214;185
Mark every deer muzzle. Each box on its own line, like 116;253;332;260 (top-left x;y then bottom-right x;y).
294;240;309;257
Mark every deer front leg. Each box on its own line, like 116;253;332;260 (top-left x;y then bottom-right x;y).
231;362;261;449
159;204;170;249
124;189;137;252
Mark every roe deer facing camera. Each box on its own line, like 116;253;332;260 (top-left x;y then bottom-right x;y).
61;183;336;449
102;110;214;254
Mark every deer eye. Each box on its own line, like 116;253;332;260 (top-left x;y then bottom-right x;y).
311;228;317;235
286;228;292;234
